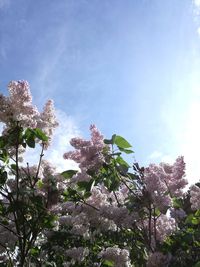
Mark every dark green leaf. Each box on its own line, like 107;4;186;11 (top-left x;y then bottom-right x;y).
61;170;78;179
77;179;95;192
172;198;183;209
25;129;36;148
116;156;130;168
0;137;6;148
11;164;16;171
104;139;113;145
84;192;92;198
0;171;7;185
26;137;35;148
22;142;26;148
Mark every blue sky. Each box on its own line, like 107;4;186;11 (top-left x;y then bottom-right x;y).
1;0;200;182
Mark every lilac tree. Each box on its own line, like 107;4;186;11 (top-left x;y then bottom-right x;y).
0;81;199;267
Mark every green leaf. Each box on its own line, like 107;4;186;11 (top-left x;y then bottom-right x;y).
193;262;200;267
154;208;161;216
191;217;200;225
24;128;34;137
77;179;95;192
0;171;7;185
61;170;78;179
104;139;113;145
26;137;35;148
33;128;48;141
25;129;36;148
185;214;195;224
127;172;139;180
104;134;116;145
0;150;9;163
84;191;92;198
0;137;6;148
11;164;16;171
109;179;120;191
103;260;114;266
114;135;132;148
37;180;44;189
105;173;121;191
116;156;130;168
118;147;134;154
22;142;26;148
30;247;40;257
172;198;182;209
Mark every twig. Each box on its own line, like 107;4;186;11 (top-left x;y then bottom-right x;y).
0;221;22;238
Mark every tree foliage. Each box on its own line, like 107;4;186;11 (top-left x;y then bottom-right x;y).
0;80;199;266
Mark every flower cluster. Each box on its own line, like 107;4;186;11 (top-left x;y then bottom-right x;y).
143;156;187;211
0;80;200;267
0;80;58;146
99;247;132;267
0;80;38;128
190;185;200;210
63;124;105;171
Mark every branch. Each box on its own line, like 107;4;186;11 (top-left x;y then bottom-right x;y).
0;221;22;238
35;143;45;184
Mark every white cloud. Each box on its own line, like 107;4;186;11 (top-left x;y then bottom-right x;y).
160;81;200;185
178;99;200;184
194;0;200;7
197;26;200;35
148;151;163;160
148;151;175;164
24;109;80;172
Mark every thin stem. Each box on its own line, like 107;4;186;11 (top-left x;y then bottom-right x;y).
153;207;157;243
113;191;121;206
148;205;153;252
35;143;44;183
0;221;21;238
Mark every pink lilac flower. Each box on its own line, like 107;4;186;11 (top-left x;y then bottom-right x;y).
163;157;188;197
0;81;58;146
190;185;200;210
70;170;91;184
99;247;132;267
36;99;59;147
143;164;172;211
0;81;39;128
156;214;176;242
63;125;105;171
0;94;11;123
142;214;176;247
170;208;186;221
64;247;89;263
143;157;187;211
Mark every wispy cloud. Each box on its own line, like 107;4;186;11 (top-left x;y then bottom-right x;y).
0;110;80;172
25;110;80;172
32;25;70;103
